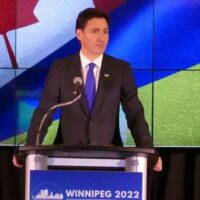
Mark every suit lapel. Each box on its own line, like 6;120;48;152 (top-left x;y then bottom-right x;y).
91;55;110;117
69;54;89;117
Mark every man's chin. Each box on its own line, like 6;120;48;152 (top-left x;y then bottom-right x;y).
94;50;105;55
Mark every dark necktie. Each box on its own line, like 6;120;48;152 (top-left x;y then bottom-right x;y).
85;63;96;113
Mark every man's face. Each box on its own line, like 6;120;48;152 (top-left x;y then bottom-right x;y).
76;17;109;60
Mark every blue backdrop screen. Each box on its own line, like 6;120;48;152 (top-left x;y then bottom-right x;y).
0;0;200;147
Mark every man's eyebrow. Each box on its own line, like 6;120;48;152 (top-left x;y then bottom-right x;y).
90;27;109;30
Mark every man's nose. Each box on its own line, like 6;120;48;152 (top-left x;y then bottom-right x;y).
97;32;107;42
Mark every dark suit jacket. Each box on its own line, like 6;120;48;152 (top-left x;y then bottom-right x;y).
27;53;154;149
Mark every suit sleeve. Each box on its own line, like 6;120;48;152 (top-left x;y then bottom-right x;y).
26;62;60;145
120;63;159;167
120;63;154;148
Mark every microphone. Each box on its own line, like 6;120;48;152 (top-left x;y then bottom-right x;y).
73;77;83;95
35;77;83;146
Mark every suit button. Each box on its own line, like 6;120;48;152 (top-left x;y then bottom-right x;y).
89;121;94;125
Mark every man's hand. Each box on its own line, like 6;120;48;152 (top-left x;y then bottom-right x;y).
12;155;23;168
153;156;162;171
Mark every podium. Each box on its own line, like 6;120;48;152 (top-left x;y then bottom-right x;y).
17;145;155;200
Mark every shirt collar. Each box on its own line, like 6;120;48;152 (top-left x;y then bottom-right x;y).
79;51;103;69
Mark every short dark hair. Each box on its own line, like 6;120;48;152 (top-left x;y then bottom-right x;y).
75;8;110;30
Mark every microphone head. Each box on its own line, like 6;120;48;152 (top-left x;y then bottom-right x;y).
73;77;83;85
73;77;83;95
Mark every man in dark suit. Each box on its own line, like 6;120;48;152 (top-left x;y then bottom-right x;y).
13;8;162;171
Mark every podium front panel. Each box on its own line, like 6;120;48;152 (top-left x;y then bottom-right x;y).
30;170;143;200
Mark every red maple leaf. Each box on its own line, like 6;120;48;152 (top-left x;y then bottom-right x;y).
0;0;39;68
93;0;127;13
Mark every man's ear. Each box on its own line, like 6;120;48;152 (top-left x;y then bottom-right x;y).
76;29;82;41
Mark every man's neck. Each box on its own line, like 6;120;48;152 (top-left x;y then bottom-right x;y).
80;50;102;61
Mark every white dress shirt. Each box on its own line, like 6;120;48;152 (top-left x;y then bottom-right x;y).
79;51;103;90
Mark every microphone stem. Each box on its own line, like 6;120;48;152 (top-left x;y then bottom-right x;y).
36;94;82;146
